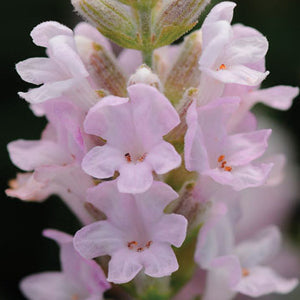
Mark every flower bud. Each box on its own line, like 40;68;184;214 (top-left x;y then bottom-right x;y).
76;36;127;96
166;88;198;143
152;0;210;48
128;64;162;90
164;30;202;104
72;0;140;49
172;182;208;231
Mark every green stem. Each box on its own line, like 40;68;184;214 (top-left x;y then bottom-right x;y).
138;5;153;67
142;49;153;67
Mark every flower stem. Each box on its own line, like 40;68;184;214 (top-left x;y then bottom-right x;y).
138;5;153;67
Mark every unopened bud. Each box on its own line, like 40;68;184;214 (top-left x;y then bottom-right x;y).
171;182;206;231
164;31;202;104
165;88;198;143
128;64;162;90
76;36;127;96
153;0;210;48
72;0;139;49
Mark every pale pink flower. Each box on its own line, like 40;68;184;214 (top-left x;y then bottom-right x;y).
7;100;95;224
236;116;300;239
73;181;187;284
221;24;299;131
184;97;273;190
20;229;110;300
82;83;181;194
16;21;99;112
197;2;269;104
202;227;298;300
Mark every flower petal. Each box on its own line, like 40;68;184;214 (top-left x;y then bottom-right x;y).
146;141;181;174
83;95;132;148
203;1;236;26
152;214;187;247
118;162;153;194
203;255;241;300
48;35;89;78
34;164;95;225
200;21;232;67
30;21;73;47
205;64;269;86
118;49;142;76
20;272;78;300
16;58;65;85
82;145;123;179
225;35;268;66
128;83;180;143
107;249;143;284
143;242;179;278
74;220;125;259
205;163;273;191
195;203;234;268
246;85;299;110
7;139;70;171
235;266;298;297
19;79;76;103
5;172;49;201
224;129;271;166
235;226;281;268
134;181;179;220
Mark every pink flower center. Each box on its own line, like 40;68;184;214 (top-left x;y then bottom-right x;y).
217;63;227;71
218;155;232;172
127;240;153;252
71;294;79;300
124;152;147;163
242;268;250;277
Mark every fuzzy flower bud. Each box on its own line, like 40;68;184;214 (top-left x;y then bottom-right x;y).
152;0;210;48
72;0;139;49
164;30;202;104
76;35;128;96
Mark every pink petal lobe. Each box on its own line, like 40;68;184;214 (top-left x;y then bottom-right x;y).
128;83;180;140
20;272;76;300
16;57;65;85
152;214;187;247
30;21;73;47
246;85;299;110
118;162;153;194
82;145;123;179
235;266;298;297
205;163;273;191
8;140;70;171
143;243;179;277
235;226;281;268
206;65;269;86
224;129;271;165
203;1;236;26
146;141;181;174
74;220;124;259
107;249;143;284
5;172;49;201
83;95;130;145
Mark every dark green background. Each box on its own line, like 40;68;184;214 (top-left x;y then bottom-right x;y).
1;0;299;299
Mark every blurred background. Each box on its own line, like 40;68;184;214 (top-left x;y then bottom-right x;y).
0;0;299;299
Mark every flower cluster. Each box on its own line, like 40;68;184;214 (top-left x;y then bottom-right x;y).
7;1;299;299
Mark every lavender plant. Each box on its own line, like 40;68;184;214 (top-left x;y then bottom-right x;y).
7;1;299;299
